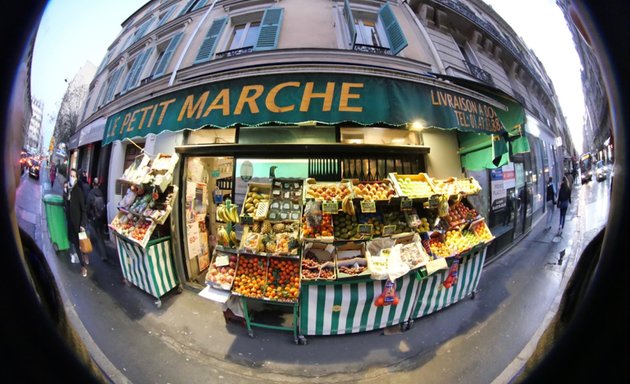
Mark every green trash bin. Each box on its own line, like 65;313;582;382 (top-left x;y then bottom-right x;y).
42;194;70;252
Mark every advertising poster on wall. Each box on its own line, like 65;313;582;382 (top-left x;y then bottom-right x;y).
491;168;506;213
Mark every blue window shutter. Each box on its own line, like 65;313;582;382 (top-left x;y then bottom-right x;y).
191;0;208;12
343;0;357;49
122;48;153;92
178;0;196;17
153;32;183;78
194;17;227;63
157;5;177;27
104;68;122;102
378;3;408;55
253;8;284;51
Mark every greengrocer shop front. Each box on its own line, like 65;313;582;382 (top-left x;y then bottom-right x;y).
103;71;527;340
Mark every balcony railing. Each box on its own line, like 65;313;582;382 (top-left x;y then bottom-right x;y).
464;60;494;85
215;46;254;59
353;43;391;56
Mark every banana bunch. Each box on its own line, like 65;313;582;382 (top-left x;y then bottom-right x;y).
437;194;450;217
217;204;239;223
217;226;238;247
341;195;355;216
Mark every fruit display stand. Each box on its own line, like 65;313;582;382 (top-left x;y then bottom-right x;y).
113;233;179;308
110;152;180;307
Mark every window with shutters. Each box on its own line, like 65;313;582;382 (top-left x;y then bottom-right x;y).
340;1;407;56
178;0;208;17
157;4;177;27
215;8;283;59
102;67;123;104
128;17;155;48
152;32;183;78
121;47;154;93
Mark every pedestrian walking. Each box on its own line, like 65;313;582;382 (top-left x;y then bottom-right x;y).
86;177;107;262
557;178;572;234
64;168;89;277
79;169;91;205
49;162;56;187
545;177;556;231
572;167;578;186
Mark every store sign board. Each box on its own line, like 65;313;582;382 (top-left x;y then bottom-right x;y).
103;73;520;145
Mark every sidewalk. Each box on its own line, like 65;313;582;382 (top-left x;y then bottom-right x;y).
38;177;594;384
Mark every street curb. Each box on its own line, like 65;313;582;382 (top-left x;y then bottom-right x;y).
491;187;585;384
39;185;131;384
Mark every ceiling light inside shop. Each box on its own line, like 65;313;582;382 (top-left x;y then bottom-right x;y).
410;121;424;131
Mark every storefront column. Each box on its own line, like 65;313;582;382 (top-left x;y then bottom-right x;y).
107;140;126;241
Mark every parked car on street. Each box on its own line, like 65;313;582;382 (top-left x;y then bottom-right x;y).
28;159;40;179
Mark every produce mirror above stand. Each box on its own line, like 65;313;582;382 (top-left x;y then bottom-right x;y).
198;173;493;342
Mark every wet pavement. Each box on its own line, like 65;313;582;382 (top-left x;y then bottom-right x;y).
18;164;610;384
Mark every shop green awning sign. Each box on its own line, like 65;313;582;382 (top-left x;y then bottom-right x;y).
103;73;521;145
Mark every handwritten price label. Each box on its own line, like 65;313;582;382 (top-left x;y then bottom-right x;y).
400;198;413;211
358;224;373;236
214;254;229;267
360;200;376;213
240;215;254;225
382;225;397;236
322;201;339;214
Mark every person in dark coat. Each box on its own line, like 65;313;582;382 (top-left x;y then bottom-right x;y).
79;169;91;205
86;177;107;262
545;177;556;231
49;161;56;187
557;178;572;234
64;168;88;277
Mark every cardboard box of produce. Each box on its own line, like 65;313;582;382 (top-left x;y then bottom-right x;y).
335;242;370;279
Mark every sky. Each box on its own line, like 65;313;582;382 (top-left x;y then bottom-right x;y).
32;0;146;153
31;0;585;154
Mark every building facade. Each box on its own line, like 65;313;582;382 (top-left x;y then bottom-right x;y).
26;98;43;155
76;0;573;283
557;0;612;162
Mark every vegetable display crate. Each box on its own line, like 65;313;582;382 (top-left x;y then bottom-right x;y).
299;272;420;336
409;246;487;321
114;234;180;308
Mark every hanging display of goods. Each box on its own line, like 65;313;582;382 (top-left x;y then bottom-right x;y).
232;255;268;299
303;179;353;202
205;250;238;291
350;179;396;201
389;172;435;199
142;185;178;224
241;183;272;219
120;154;151;185
264;258;301;302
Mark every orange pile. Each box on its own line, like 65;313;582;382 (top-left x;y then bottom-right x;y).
232;256;268;298
302;214;333;238
265;258;300;302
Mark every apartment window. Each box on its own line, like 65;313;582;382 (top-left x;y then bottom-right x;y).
178;0;208;17
342;1;407;55
152;32;183;78
157;4;177;27
102;67;123;104
121;47;154;93
125;17;155;50
227;21;261;51
194;17;228;63
96;50;113;74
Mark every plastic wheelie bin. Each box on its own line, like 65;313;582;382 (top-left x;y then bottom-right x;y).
42;194;70;252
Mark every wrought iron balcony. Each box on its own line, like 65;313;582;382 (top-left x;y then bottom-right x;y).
353;43;391;55
464;60;494;85
215;46;254;59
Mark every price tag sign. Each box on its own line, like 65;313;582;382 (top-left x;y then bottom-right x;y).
382;225;397;236
214;254;229;267
240;214;254;225
322;201;339;214
429;195;440;209
360;200;376;213
400;198;413;211
426;257;448;275
358;224;373;236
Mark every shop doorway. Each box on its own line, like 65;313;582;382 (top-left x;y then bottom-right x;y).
512;163;527;238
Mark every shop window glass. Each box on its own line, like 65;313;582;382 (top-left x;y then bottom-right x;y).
340;127;421;145
187;128;237;144
227;22;261;51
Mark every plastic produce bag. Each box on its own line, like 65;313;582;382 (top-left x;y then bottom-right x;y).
386;244;410;281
